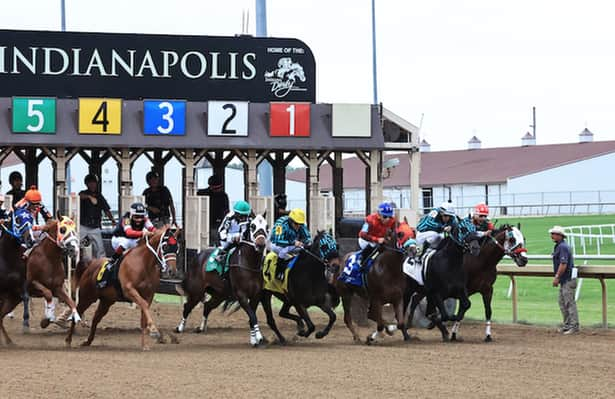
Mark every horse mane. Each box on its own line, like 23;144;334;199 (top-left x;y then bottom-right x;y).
137;227;165;247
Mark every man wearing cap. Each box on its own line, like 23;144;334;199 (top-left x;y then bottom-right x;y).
550;225;579;334
143;170;176;227
197;174;230;245
79;174;116;258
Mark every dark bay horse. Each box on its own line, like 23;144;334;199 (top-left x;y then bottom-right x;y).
0;210;33;345
66;226;180;350
260;230;341;344
175;213;268;347
26;215;80;328
408;224;527;342
363;228;415;344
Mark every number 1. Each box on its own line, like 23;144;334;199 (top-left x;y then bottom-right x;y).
286;104;295;136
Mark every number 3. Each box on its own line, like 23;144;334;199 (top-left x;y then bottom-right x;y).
157;101;174;134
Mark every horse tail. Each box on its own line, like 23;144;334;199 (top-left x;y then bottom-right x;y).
327;283;341;308
180;250;208;293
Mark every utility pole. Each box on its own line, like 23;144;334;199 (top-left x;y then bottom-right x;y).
371;0;378;104
256;0;273;196
530;106;536;139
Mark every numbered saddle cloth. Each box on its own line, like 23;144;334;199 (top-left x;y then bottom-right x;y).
402;249;436;286
96;259;120;290
204;247;235;275
262;252;298;294
338;250;372;288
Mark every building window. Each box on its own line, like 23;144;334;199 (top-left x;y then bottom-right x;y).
422;188;433;214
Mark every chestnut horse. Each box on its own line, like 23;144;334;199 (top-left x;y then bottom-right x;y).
175;213;268;347
0;209;34;345
26;215;81;328
66;226;180;350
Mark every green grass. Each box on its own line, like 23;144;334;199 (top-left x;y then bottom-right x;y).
464;214;615;326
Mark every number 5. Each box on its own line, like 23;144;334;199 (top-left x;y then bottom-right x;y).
27;100;44;132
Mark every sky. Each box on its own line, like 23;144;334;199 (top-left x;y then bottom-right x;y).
1;0;614;151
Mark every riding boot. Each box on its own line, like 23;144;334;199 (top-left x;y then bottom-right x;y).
275;260;287;281
359;246;377;271
215;249;226;263
108;249;123;270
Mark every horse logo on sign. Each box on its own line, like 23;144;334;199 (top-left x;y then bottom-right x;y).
264;57;307;98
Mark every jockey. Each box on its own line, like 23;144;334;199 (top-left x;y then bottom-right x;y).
215;200;252;262
415;201;458;255
269;208;311;280
466;203;494;238
15;186;52;225
357;202;396;267
109;202;155;269
0;194;7;222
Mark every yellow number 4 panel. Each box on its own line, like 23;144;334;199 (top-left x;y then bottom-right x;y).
79;98;122;134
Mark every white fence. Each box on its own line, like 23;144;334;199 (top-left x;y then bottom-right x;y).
563;224;615;256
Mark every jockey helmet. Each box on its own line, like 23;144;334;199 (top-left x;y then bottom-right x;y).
233;200;251;216
84;174;99;185
377;202;394;218
130;202;147;217
289;208;306;225
474;203;489;216
439;201;456;216
24;186;42;204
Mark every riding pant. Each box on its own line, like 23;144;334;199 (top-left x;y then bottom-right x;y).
111;236;139;251
270;243;300;260
358;237;377;250
415;231;443;249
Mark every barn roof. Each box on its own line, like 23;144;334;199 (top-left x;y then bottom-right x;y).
287;140;615;189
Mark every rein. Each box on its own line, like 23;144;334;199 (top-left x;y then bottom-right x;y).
145;232;174;273
228;239;264;273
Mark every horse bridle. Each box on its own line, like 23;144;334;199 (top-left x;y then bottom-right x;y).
145;229;178;273
44;220;80;255
490;228;527;257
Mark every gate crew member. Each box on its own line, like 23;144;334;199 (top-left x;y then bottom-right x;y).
79;174;116;258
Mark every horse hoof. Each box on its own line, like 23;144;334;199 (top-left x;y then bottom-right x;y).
22;325;30;334
80;341;91;347
149;330;161;340
450;333;457;341
385;325;397;336
484;335;493;343
195;327;206;334
174;327;182;334
40;318;51;329
142;346;152;351
315;331;326;339
442;335;450;342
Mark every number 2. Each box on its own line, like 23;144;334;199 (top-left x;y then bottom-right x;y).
221;103;237;134
286;104;295;135
26;100;44;132
157;101;174;134
92;101;109;132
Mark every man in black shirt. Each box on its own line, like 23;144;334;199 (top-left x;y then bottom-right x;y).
6;171;25;207
143;171;176;227
79;174;115;258
197;174;229;245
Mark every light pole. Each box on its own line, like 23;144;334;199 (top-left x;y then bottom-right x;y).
256;0;273;196
371;0;378;104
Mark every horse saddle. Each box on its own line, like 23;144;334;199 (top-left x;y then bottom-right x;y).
403;248;436;286
338;250;373;288
262;252;298;294
96;258;122;292
205;247;236;276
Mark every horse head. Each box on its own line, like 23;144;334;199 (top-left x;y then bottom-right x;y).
151;225;182;277
310;230;340;284
383;227;399;249
493;224;528;267
248;212;268;251
50;214;80;259
3;208;34;247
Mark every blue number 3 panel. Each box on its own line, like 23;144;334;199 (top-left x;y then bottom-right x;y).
143;100;186;135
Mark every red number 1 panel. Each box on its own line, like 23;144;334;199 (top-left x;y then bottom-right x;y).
269;102;310;137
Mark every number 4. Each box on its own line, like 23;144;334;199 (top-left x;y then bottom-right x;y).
92;101;109;132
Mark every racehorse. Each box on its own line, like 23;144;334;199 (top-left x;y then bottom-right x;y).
175;213;269;347
26;215;81;328
66;226;180;350
413;222;482;334
0;210;33;345
260;230;341;344
363;228;415;344
410;224;528;342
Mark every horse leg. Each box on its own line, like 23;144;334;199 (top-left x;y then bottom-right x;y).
314;303;336;339
278;301;305;335
22;287;30;331
175;294;201;333
81;299;112;347
198;292;224;333
482;287;494;342
122;284;159;341
341;291;361;342
237;294;262;347
53;286;81;325
261;291;286;344
394;298;411;342
30;280;56;325
0;294;21;346
66;283;97;347
455;291;472;322
366;299;385;345
249;297;265;344
406;292;424;328
294;304;315;338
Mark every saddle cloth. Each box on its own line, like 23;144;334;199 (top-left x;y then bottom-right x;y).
403;249;436;286
96;259;118;289
205;247;236;275
337;250;373;288
262;252;298;294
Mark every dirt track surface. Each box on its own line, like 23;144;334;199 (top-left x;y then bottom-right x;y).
2;299;614;399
